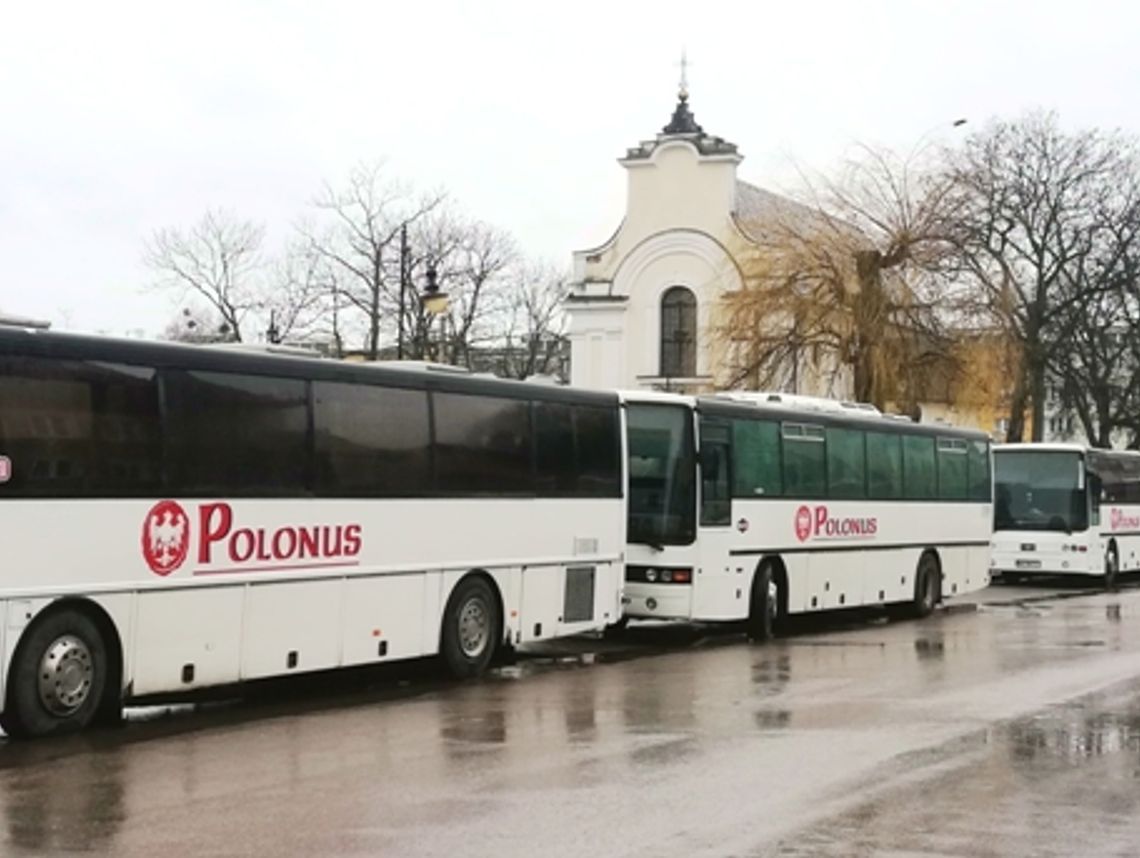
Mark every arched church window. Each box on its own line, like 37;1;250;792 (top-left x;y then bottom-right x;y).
660;286;697;378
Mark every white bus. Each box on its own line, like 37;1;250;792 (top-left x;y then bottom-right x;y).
622;391;992;638
991;443;1140;587
0;328;625;737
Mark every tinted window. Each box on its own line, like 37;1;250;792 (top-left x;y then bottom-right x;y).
867;431;902;499
626;404;696;546
535;401;575;494
995;451;1085;532
573;404;621;497
700;420;731;526
827;427;866;499
434;393;532;493
903;435;936;500
968;440;991;501
0;357;161;496
314;382;430;496
732;419;782;498
782;423;826;497
937;438;968;499
165;370;309;496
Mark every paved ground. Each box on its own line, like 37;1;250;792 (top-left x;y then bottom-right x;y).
2;580;1139;857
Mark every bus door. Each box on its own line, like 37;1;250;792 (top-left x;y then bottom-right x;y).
694;419;744;619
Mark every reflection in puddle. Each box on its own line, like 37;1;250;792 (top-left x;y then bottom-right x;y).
765;683;1140;858
4;750;126;854
1008;708;1140;763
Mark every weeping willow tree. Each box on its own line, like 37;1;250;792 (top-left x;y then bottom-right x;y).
718;144;965;413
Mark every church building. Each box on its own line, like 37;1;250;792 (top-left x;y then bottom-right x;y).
565;80;828;396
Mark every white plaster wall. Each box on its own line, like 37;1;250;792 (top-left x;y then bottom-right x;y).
614;230;741;383
567;305;627;390
568;137;746;390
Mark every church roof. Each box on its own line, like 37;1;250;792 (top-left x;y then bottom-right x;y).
623;91;739;162
733;180;823;242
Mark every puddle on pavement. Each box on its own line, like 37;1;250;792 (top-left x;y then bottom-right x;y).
761;680;1140;857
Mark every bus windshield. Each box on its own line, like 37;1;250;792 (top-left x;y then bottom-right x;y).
626;404;696;547
994;450;1087;533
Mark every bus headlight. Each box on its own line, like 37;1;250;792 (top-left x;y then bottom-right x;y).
660;570;673;583
645;569;658;582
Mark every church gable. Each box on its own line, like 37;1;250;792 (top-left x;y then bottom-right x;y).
566;79;815;393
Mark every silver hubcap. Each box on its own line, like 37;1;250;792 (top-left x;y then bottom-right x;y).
766;578;778;623
458;597;489;658
1108;551;1118;576
38;635;94;716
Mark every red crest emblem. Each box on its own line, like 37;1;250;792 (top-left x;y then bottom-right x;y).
142;500;190;575
794;505;813;543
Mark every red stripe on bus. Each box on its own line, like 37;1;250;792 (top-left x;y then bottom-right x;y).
191;561;362;576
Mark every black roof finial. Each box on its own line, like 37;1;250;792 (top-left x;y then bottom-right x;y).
663;51;703;135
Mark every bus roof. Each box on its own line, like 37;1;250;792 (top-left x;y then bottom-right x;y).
0;327;618;407
997;442;1140;459
998;443;1095;454
616;387;990;441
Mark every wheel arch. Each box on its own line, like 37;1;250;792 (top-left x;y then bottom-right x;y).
440;568;507;650
755;554;789;617
5;596;124;727
920;548;943;605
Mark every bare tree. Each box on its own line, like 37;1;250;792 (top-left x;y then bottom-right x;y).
145;210;264;343
307;162;443;359
264;238;335;345
491;262;569;380
720;144;959;411
422;214;517;367
947;112;1128;441
161;307;236;344
1050;170;1140;446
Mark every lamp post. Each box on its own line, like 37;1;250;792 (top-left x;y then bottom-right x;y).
908;117;968;162
397;224;409;360
420;263;450;363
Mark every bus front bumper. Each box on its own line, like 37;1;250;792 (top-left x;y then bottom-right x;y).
622;582;694;620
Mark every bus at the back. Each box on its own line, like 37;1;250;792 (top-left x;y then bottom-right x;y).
991;443;1140;587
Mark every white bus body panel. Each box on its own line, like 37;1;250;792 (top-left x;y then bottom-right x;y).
991;505;1140;577
0;497;623;703
626;499;992;622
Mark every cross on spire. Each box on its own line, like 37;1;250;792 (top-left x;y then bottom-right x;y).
677;50;690;99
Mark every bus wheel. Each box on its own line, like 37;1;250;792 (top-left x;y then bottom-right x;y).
910;553;941;619
440;576;500;679
1;609;108;739
747;562;780;642
1105;542;1120;592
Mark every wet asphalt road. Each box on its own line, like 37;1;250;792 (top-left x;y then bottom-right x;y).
4;582;1140;857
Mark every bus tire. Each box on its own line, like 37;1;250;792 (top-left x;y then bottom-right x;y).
440;576;500;679
1105;541;1120;592
1;609;108;739
910;552;941;619
747;562;779;642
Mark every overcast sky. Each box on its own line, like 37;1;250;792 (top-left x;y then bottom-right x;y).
3;0;1139;336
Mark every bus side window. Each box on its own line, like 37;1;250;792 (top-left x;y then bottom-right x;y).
1089;472;1102;527
699;421;731;527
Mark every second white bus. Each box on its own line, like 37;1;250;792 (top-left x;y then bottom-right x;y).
622;392;993;637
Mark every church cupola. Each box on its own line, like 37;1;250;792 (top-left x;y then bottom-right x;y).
622;56;740;162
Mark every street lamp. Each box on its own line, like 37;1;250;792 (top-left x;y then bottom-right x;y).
266;310;280;345
908;117;968;162
420;263;450;362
